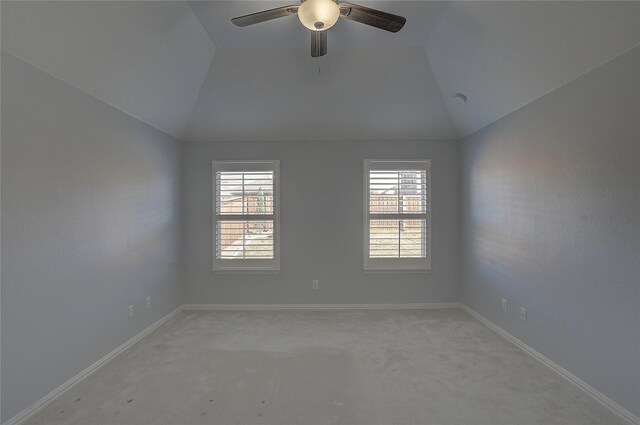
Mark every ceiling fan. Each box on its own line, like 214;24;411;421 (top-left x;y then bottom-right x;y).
231;0;406;57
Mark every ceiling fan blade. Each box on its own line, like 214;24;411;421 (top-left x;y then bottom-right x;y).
231;5;298;27
338;2;406;33
311;30;327;57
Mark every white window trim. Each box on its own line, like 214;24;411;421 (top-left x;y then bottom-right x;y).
363;159;431;272
212;160;280;273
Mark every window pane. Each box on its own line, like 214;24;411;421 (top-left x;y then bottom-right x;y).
217;220;274;259
217;171;274;215
369;170;426;214
369;219;426;258
399;219;426;258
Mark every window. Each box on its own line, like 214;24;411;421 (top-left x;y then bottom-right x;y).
363;160;431;271
213;161;280;272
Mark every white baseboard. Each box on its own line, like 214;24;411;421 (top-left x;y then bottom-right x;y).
459;304;640;425
182;302;460;311
3;306;184;425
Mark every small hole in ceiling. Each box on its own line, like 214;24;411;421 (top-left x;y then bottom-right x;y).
454;93;468;104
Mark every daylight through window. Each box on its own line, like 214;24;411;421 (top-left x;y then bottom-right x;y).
213;161;280;271
364;160;431;271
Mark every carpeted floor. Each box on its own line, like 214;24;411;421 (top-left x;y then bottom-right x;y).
25;308;626;425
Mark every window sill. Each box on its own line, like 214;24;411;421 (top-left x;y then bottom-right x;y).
213;268;280;274
364;268;432;274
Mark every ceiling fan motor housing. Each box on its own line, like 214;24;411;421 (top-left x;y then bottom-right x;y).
298;0;340;31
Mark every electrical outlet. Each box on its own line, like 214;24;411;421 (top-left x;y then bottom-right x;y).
520;307;527;322
146;296;151;310
501;298;508;312
312;280;319;290
129;305;134;318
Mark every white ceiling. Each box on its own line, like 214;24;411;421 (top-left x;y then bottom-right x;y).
184;46;457;142
2;1;639;141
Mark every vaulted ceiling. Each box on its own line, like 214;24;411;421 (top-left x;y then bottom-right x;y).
2;1;639;141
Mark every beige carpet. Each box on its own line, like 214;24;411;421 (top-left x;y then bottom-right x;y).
25;308;625;425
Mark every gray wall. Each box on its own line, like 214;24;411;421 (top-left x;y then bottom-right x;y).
460;47;640;416
1;52;183;422
183;140;460;304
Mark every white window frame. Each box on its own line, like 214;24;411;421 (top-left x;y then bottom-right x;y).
212;160;280;273
363;160;431;272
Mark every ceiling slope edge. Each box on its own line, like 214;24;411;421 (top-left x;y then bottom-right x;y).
1;1;216;140
458;44;640;140
422;1;640;139
1;49;180;141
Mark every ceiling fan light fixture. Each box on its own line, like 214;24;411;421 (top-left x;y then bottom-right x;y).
298;0;340;31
